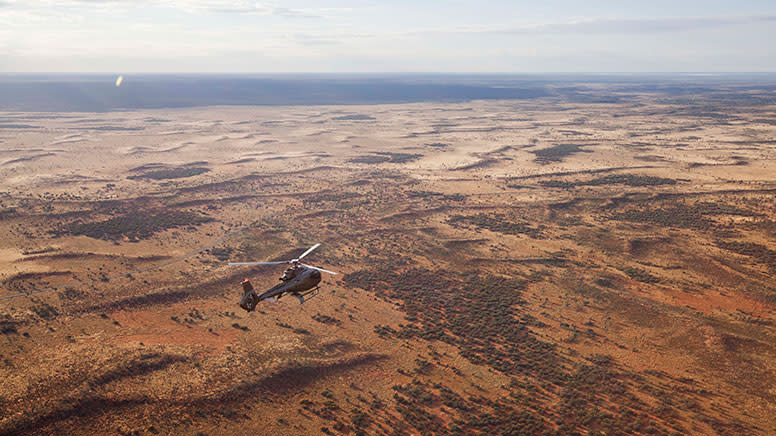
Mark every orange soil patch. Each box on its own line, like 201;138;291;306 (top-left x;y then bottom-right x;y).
108;309;239;354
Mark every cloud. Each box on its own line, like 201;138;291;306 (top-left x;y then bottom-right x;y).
517;15;776;35
4;0;132;6
168;0;272;15
163;1;349;18
271;7;320;18
407;14;776;37
0;0;340;17
292;33;341;46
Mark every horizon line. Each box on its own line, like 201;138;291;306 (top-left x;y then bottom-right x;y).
2;71;776;76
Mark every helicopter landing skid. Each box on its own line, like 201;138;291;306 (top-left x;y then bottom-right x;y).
296;287;320;304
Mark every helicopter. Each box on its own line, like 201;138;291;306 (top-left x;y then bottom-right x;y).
228;243;337;312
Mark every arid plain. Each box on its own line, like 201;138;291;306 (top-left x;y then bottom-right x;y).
1;89;776;435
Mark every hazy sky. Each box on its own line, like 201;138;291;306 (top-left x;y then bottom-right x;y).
1;0;775;73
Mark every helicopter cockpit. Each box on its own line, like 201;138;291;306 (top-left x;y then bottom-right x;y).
280;265;300;281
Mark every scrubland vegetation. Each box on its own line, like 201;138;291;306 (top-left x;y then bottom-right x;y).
1;86;776;435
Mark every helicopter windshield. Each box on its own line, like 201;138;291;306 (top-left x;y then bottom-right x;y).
281;266;298;281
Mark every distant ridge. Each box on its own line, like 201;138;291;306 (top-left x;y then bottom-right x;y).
0;74;550;112
2;73;774;112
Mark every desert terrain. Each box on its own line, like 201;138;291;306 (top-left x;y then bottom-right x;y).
1;84;776;435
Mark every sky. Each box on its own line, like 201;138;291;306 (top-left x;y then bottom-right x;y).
0;0;775;73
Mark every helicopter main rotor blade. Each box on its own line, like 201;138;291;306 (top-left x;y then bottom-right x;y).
296;243;321;261
230;244;322;266
302;264;338;275
228;261;287;266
